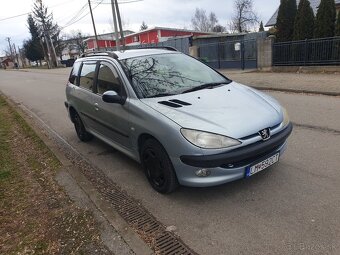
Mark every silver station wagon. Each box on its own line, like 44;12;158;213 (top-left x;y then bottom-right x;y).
65;48;293;193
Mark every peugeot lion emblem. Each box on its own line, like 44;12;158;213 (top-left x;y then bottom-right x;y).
259;128;271;141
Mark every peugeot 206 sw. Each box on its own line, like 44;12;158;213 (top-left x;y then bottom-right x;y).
65;48;293;193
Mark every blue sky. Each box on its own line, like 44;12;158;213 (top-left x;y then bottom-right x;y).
0;0;280;55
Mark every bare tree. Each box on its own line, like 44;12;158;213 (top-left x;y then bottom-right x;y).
191;8;220;32
66;30;88;54
230;0;259;33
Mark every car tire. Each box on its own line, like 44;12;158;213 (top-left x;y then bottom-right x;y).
73;112;93;142
141;139;179;194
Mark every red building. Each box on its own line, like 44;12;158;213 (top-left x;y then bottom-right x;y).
85;27;214;51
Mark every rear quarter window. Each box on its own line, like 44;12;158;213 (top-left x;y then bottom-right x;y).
68;61;81;85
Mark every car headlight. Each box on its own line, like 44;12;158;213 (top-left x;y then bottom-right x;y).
180;129;241;149
282;108;290;127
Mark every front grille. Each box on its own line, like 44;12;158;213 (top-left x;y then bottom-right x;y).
220;142;284;168
240;123;281;140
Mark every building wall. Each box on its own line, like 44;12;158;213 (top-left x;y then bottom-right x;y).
85;29;213;51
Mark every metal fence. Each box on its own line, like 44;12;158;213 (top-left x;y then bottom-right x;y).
273;37;340;66
197;39;257;69
126;37;190;54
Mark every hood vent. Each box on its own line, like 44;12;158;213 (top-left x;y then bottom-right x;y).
169;99;192;106
158;99;192;108
158;101;183;108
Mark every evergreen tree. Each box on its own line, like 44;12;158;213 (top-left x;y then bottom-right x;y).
335;11;340;36
33;0;59;67
259;21;264;32
24;14;44;63
140;21;148;31
314;0;336;38
23;39;44;63
276;0;297;42
293;0;315;40
27;14;40;40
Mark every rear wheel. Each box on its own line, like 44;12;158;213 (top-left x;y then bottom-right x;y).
141;139;179;194
73;112;93;142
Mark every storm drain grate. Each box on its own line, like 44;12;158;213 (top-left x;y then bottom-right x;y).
52;137;197;255
101;189;196;254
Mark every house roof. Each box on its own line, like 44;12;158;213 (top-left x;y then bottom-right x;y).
84;27;216;42
84;30;135;42
266;0;340;27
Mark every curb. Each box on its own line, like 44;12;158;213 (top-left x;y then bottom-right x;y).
251;86;340;97
2;93;154;255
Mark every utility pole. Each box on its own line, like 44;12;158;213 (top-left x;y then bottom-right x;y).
88;0;99;51
18;46;25;68
44;33;53;68
13;43;20;68
114;0;125;50
49;35;58;66
111;0;120;51
6;37;14;61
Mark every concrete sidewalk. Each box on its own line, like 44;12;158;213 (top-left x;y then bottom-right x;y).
220;69;340;96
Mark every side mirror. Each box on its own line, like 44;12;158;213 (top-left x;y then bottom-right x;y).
102;91;125;105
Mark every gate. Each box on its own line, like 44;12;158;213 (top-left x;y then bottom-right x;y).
198;39;257;69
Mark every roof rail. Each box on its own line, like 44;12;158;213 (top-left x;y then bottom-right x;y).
81;51;119;59
133;46;178;52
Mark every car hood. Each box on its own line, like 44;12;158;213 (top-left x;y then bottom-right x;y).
140;82;283;139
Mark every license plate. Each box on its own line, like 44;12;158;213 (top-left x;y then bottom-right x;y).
246;153;280;177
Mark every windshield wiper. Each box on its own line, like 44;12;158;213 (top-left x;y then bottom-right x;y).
145;93;176;98
181;82;227;94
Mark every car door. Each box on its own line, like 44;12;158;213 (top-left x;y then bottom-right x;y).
92;60;131;150
72;61;98;132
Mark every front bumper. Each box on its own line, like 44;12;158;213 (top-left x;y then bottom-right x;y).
180;123;293;168
174;123;293;187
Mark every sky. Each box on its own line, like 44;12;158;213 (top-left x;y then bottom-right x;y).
0;0;280;55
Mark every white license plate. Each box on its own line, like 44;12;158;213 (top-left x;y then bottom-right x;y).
246;153;280;177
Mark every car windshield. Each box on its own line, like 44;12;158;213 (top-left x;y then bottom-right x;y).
120;53;231;98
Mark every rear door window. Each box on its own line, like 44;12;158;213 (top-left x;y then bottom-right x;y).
96;63;123;95
79;62;97;91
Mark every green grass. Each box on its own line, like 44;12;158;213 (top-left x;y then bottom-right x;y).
0;94;105;254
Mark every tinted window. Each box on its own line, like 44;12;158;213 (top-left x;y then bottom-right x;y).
121;53;230;98
79;63;96;91
96;64;122;95
69;61;81;84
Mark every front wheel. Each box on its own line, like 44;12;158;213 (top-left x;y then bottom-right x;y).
73;112;93;142
141;139;179;194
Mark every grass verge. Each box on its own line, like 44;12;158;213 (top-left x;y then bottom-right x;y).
0;95;110;254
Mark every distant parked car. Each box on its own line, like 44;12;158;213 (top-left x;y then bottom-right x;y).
65;48;293;193
61;59;75;67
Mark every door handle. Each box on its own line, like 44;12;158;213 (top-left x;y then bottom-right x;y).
94;103;99;111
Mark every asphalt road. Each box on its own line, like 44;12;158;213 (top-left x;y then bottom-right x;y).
1;69;340;255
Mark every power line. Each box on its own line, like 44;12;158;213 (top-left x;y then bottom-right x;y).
0;0;78;23
61;3;89;28
60;0;104;30
0;12;30;22
93;0;143;4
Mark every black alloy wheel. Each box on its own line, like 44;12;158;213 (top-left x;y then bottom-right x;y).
141;139;179;194
73;112;93;142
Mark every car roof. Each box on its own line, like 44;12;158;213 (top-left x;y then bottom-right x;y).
80;48;179;61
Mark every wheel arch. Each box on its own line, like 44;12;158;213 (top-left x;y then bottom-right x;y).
68;106;77;123
138;133;159;154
